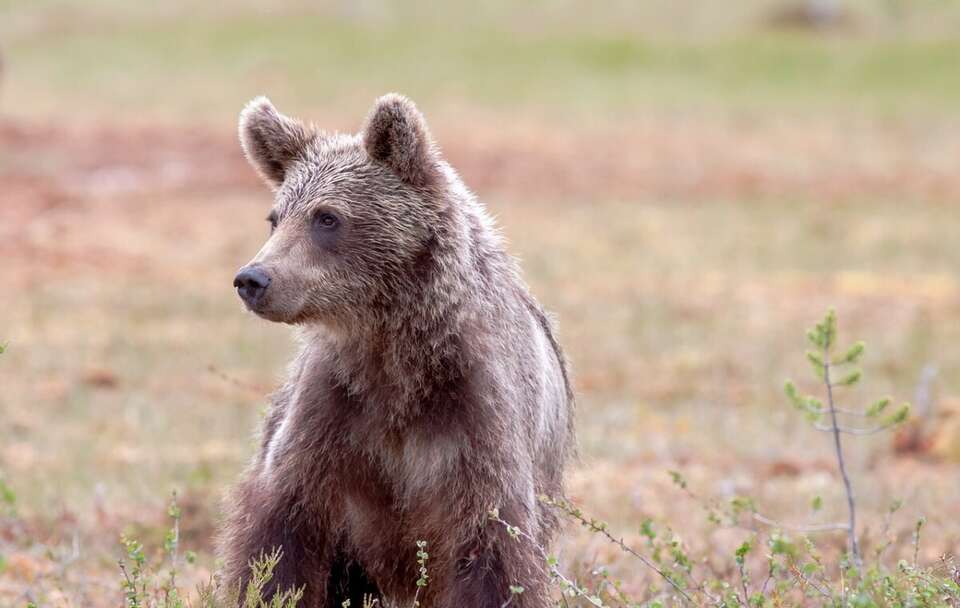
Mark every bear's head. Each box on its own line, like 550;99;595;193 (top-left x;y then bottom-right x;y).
233;94;453;326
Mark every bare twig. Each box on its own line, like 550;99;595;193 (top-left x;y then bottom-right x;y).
874;501;902;567
812;422;897;435
914;364;939;419
751;512;849;533
914;518;926;568
822;338;862;570
539;497;697;605
759;563;774;598
789;563;832;599
488;510;605;606
738;561;750;607
831;407;874;417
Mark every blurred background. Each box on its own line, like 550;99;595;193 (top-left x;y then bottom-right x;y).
1;0;959;603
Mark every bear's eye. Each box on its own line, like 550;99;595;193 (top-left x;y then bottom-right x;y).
314;212;340;230
266;211;279;234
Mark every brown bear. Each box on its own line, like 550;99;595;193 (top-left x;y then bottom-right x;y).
219;93;574;608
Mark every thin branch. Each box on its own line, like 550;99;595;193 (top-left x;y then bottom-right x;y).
831;407;872;417
738;561;750;607
751;512;850;532
873;503;901;568
488;511;605;607
840;563;846;606
540;499;696;605
823;342;862;569
788;563;832;599
914;364;939;419
759;565;774;598
812;422;896;435
913;518;925;569
590;529;691;600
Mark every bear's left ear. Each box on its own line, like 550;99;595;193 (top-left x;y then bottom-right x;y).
239;97;314;189
362;94;439;187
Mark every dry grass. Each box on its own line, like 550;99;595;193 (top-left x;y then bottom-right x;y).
2;1;959;605
2;113;958;605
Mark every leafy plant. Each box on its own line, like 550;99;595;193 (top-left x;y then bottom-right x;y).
108;311;956;607
784;309;910;568
118;493;302;608
489;310;956;607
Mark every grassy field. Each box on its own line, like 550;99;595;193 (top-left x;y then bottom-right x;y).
5;0;960;124
1;1;959;605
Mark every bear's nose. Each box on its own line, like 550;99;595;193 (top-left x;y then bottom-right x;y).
234;266;271;307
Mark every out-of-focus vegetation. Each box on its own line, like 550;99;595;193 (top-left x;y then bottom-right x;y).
4;0;960;122
1;1;958;605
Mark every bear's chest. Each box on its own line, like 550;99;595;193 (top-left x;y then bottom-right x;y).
262;374;465;497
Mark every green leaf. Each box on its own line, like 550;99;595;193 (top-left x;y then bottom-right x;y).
823;309;838;348
731;496;756;516
640;519;656;541
866;398;892;418
798;397;822;423
806;351;826;379
0;480;15;507
784;380;800;402
811;496;823;512
839;341;865;364
835;369;862;387
667;470;687;490
768;534;797;558
885;404;911;426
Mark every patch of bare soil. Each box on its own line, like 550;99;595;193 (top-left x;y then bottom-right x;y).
2;114;958;282
445;115;960;203
4;114;959;208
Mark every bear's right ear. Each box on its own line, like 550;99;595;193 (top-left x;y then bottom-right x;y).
239;97;314;189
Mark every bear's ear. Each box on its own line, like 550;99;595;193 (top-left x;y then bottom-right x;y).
239;97;314;188
362;94;439;187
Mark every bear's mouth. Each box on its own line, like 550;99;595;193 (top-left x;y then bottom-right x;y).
243;301;293;324
242;291;318;326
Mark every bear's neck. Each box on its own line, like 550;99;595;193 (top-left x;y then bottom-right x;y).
322;203;509;427
322;284;478;428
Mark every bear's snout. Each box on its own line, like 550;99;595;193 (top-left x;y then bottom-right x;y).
233;266;271;309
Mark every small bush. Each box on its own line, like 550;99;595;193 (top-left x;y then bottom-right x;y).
118;493;302;608
487;310;958;607
114;311;959;606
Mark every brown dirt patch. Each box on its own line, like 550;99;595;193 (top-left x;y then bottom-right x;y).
3;113;959;215
5;113;958;290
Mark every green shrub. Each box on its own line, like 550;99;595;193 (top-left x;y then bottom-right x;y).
488;310;959;607
118;493;302;608
116;311;959;606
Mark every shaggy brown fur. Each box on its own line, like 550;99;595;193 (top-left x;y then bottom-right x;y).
219;94;575;608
